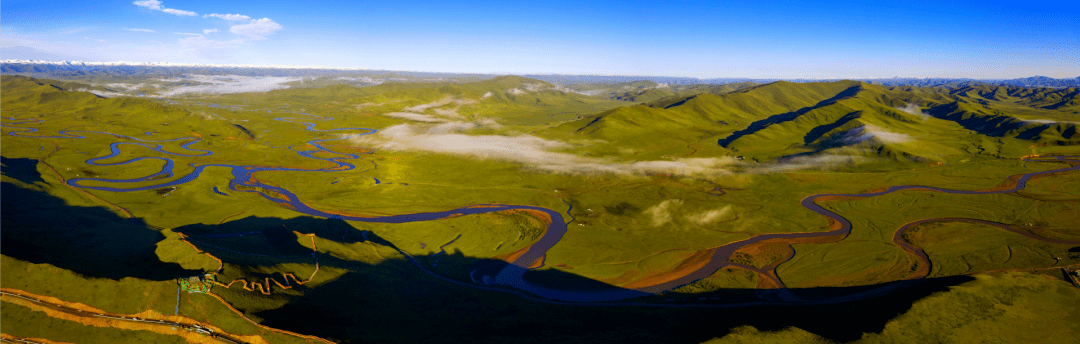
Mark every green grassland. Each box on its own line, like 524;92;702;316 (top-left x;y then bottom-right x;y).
3;73;1079;343
704;271;1080;344
540;80;1079;163
669;266;759;292
0;302;190;344
778;186;1080;288
555;80;758;104
906;221;1078;277
213;75;631;128
0;256;315;344
778;241;920;288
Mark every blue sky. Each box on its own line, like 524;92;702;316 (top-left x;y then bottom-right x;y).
2;0;1078;78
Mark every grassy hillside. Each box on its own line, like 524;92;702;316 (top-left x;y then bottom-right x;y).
1;75;253;139
557;80;758;103
541;80;1079;164
704;271;1080;344
251;75;628;127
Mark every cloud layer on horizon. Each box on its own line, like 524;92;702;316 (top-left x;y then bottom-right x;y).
155;74;300;96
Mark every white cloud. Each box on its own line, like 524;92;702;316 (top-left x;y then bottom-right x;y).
343;121;864;177
895;103;930;121
841;124;911;144
383;112;447;123
379;96;479;121
174;32;202;36
476;118;503;128
687;206;732;225
1024;119;1057;124
124;28;155;33
133;0;162;10
644;200;683;227
203;29;219;35
157;74;300;96
205;13;252;21
81;89;129;98
337;77;385;85
1023;119;1080;125
179;36;242;60
507;84;551;95
105;83;144;90
404;96;456;112
752;155;864;174
162;8;197;16
403;96;475;112
868;131;911;143
229;18;282;40
433;107;464;118
135;0;198;16
348;122;740;176
134;0;196;16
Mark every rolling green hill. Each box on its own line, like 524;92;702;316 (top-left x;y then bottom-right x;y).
541;80;1079;163
1;75;253;139
255;75;628;126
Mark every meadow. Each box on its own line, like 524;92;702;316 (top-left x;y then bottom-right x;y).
2;74;1078;343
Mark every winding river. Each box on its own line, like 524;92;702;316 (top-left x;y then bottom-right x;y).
3;113;1079;306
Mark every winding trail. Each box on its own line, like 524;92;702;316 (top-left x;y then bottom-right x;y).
4;114;1080;305
0;289;252;344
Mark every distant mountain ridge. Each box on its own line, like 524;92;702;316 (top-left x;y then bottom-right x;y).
3;60;1077;88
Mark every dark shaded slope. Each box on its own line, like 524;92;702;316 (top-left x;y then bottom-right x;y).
164;213;981;344
543;79;1080;163
540;80;865;157
718;84;863;147
256;237;973;343
1;156;45;185
926;101;1078;141
0;181;201;281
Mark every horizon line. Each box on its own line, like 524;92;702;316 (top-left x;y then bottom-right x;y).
2;59;1077;81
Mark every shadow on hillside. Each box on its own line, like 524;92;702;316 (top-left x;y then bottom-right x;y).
1;157;45;185
258;248;971;344
175;214;978;344
0;164;979;343
173;217;627;297
0;181;202;281
718;85;862;147
802;111;862;146
173;216;360;262
926;102;1035;138
170;216;368;277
